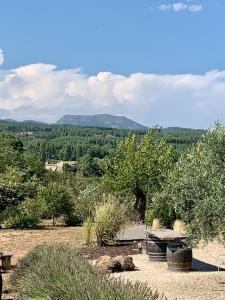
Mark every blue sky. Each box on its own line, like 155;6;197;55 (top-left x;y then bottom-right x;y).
0;0;225;128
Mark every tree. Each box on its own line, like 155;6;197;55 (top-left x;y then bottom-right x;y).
0;166;39;213
77;154;101;176
0;134;45;214
101;129;173;220
160;123;225;244
37;184;73;226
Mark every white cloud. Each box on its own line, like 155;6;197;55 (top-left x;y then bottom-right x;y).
173;3;188;12
0;64;225;128
159;4;172;10
159;2;203;13
0;49;4;66
188;4;203;12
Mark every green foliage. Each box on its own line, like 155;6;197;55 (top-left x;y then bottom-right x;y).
95;196;127;246
75;184;101;221
149;192;175;228
11;244;165;300
101;129;174;220
77;154;101;176
160;123;225;244
0;119;203;163
0;133;45;177
37;184;73;225
0;134;45;215
0;166;40;213
5;198;41;229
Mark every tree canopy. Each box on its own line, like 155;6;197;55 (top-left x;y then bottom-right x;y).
101;129;174;220
157;123;225;244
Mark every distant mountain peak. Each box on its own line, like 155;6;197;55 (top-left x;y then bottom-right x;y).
56;114;147;130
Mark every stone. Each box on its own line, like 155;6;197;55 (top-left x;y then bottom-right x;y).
95;255;122;273
114;255;135;271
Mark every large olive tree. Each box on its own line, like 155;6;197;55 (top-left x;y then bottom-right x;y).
159;123;225;244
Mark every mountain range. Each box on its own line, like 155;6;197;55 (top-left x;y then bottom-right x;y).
56;114;147;130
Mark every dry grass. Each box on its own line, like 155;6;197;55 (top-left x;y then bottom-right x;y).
172;219;187;234
0;225;84;299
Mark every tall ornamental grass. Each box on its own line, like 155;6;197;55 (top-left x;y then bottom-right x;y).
95;197;127;246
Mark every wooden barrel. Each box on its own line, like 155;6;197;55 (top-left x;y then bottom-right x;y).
146;234;168;261
167;240;192;272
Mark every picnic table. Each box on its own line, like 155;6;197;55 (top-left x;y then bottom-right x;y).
146;229;186;262
147;228;186;240
146;229;192;271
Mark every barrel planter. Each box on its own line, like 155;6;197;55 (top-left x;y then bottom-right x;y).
167;240;192;272
146;234;168;261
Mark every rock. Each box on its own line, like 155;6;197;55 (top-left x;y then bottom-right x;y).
95;255;122;273
114;255;135;271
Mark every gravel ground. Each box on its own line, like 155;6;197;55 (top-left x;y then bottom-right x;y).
112;242;225;300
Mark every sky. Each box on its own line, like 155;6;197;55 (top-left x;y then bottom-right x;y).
0;0;225;128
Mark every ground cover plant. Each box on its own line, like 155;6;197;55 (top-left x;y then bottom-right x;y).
12;244;166;300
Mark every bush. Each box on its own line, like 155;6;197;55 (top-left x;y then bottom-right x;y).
95;196;127;246
37;184;74;226
11;244;166;300
145;192;175;228
5;198;41;229
73;184;101;223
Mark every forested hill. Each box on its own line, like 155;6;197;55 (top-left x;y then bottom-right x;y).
0;119;205;162
57;114;147;130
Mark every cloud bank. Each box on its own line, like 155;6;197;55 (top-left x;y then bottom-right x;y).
0;63;225;128
0;49;4;66
159;2;203;13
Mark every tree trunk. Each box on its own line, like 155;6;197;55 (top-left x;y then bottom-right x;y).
135;190;146;222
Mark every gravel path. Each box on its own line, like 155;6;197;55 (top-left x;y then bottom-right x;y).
112;242;225;300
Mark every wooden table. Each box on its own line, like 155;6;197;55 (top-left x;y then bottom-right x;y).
147;228;186;240
146;229;186;261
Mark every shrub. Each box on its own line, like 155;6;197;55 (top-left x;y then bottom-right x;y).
37;184;74;226
73;184;101;223
5;198;41;229
95;196;127;246
151;192;175;228
11;244;166;300
145;192;175;228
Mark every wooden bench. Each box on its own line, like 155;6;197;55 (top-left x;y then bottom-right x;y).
0;251;13;270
